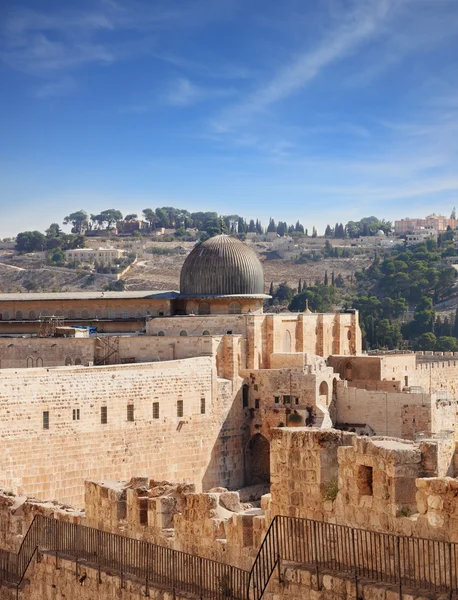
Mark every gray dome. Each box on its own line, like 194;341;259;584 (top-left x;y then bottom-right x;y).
180;235;265;296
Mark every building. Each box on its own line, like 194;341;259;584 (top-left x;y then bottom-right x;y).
65;246;124;265
395;214;456;235
0;234;457;599
405;226;438;245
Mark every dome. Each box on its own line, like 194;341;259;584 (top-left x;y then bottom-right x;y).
180;235;265;296
375;229;385;237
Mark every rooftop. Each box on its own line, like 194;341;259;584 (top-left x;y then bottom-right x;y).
0;291;179;302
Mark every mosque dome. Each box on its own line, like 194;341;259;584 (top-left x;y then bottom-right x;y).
180;234;265;297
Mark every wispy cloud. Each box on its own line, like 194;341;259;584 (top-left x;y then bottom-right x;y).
211;0;396;132
32;76;78;99
163;77;235;107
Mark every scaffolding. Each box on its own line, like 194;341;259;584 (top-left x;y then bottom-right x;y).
37;315;64;337
95;336;120;365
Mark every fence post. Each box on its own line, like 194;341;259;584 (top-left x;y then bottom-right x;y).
351;529;359;600
312;520;321;590
145;544;150;598
97;531;101;584
54;520;59;570
449;542;453;600
275;517;282;584
396;536;402;600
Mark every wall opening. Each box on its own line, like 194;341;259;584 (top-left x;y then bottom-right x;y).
228;301;241;314
198;302;210;315
245;434;270;485
319;381;329;405
345;361;353;380
242;384;249;408
357;465;373;496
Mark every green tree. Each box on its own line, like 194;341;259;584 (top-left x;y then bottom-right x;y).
415;332;437;350
436;336;458;352
15;231;47;253
63;210;88;234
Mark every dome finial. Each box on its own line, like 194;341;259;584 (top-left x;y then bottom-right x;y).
304;299;312;313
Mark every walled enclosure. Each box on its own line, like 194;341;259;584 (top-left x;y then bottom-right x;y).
0;357;248;506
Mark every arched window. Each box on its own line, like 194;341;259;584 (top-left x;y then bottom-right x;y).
187;302;198;315
54;310;63;317
319;381;329;405
202;330;210;336
67;310;76;319
36;357;43;367
347;330;352;340
180;330;188;336
28;310;36;320
345;362;353;380
2;311;9;320
15;310;23;320
158;331;165;336
75;358;82;365
283;330;292;353
95;310;102;319
27;357;33;368
81;310;89;319
228;301;241;314
65;357;72;366
198;302;210;315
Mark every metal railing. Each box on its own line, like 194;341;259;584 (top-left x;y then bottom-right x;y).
2;513;458;600
248;515;458;599
0;515;248;599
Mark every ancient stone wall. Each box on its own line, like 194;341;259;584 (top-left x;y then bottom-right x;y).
0;358;246;506
0;337;95;369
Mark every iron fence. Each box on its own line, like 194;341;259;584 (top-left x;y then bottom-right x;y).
248;515;458;599
2;515;248;599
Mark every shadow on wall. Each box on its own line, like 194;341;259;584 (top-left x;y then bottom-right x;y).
245;433;270;486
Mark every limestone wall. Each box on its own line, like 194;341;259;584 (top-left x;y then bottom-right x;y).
0;337;95;369
0;358;246;506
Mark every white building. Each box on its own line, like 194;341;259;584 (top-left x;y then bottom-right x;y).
405;227;437;246
65;247;124;265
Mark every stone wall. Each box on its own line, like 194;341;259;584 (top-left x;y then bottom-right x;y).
0;358;247;506
0;337;95;369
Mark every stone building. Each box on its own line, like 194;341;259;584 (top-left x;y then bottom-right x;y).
1;234;458;599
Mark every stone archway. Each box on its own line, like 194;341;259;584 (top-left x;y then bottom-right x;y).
245;434;270;485
345;361;353;380
319;381;329;405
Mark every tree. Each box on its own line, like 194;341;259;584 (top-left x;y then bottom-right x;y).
311;226;317;238
142;208;157;230
324;225;332;237
331;271;335;286
63;210;88;234
15;231;47;253
298;279;302;294
335;273;344;287
453;309;458;338
324;270;328;286
415;332;437;351
272;282;295;305
248;219;256;233
267;218;277;233
295;221;304;234
125;213;138;221
451;207;456;220
45;223;62;238
268;282;274;299
99;209;123;229
436;336;458;352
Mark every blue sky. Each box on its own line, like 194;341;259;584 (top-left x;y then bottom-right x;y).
1;0;458;237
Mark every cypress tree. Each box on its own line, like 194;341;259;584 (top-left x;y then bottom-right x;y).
324;270;328;286
331;271;335;286
298;279;302;293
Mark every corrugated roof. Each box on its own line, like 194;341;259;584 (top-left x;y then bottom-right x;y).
0;291;179;302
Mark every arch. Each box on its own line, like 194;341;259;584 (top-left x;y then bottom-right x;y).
36;357;43;367
202;330;210;336
179;330;188;337
65;357;72;366
158;331;165;337
95;310;103;319
54;310;63;317
198;302;210;315
2;311;9;320
15;310;23;321
228;301;241;314
242;384;249;408
28;310;36;320
345;361;353;380
81;310;90;319
187;301;198;315
319;381;329;405
26;357;33;368
75;357;82;365
245;434;270;485
67;310;76;319
347;330;352;340
283;330;292;353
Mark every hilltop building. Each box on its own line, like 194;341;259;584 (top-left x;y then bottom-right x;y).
395;214;456;235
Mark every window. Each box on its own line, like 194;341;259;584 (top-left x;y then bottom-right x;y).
121;310;129;319
254;384;258;391
81;310;89;319
347;330;352;340
295;397;299;405
36;357;43;367
27;357;33;368
357;465;373;496
127;404;134;422
152;402;160;419
139;499;148;525
226;330;233;335
274;396;280;404
72;408;80;421
67;310;76;319
283;395;291;404
108;309;116;319
75;358;82;365
255;399;260;409
101;406;108;424
228;301;241;314
200;398;206;414
242;385;249;408
179;330;188;336
202;330;210;336
28;310;36;320
158;331;165;336
177;400;184;418
43;411;49;430
15;311;23;320
65;357;72;366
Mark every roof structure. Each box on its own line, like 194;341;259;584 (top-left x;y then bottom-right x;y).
0;291;179;302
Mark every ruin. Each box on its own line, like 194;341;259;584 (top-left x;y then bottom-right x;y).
1;234;458;599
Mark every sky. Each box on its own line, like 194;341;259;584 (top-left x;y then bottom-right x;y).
1;0;458;238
